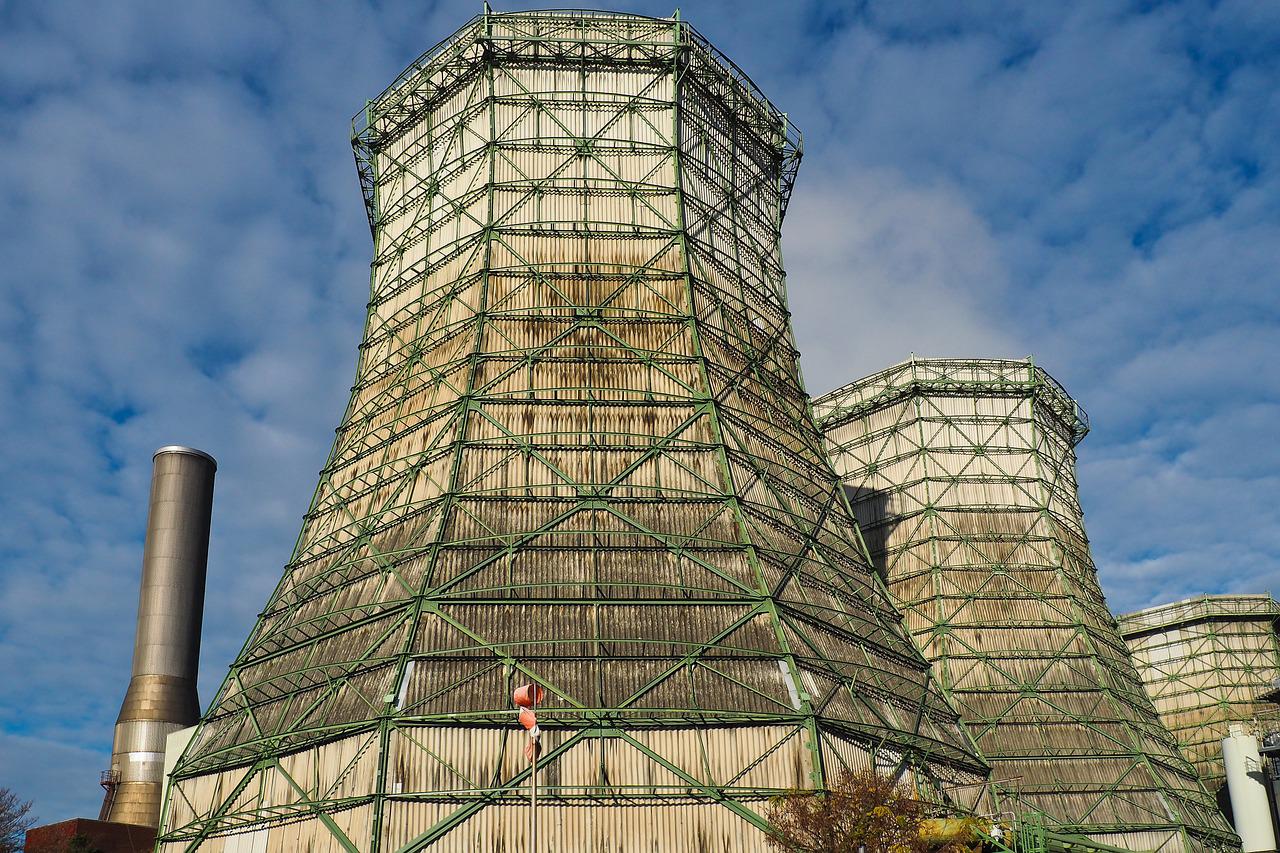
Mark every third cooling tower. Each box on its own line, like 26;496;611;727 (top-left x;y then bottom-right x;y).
815;357;1235;853
1120;594;1280;791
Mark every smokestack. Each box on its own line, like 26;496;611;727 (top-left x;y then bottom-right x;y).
103;446;215;828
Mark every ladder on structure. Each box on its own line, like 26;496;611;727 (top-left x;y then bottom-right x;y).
98;769;119;821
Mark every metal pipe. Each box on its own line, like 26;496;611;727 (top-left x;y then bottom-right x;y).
1261;732;1280;851
1224;724;1278;853
104;446;216;828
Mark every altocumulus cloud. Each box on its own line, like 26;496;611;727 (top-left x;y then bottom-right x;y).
1;0;1277;823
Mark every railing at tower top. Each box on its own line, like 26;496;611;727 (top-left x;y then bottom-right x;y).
1118;593;1280;636
812;356;1090;445
353;10;801;151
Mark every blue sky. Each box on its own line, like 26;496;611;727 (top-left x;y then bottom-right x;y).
1;0;1278;825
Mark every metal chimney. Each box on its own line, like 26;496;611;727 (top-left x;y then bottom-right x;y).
103;446;215;828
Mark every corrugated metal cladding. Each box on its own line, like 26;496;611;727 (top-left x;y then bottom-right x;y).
164;725;970;852
1119;594;1280;791
158;12;988;851
815;357;1237;853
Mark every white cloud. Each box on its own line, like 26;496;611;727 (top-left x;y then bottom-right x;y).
786;167;1024;392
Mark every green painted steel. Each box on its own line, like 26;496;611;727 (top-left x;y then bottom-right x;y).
156;12;988;851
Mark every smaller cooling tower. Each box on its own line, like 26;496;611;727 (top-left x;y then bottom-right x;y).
1120;594;1280;790
815;357;1235;853
104;447;215;828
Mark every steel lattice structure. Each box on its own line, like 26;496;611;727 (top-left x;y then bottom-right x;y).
815;358;1237;853
1119;595;1280;792
156;13;989;852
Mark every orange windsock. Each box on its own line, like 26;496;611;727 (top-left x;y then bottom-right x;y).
513;684;545;708
518;707;539;731
524;740;542;763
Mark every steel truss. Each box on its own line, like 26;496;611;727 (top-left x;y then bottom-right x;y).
157;12;985;852
1119;595;1280;791
815;357;1238;853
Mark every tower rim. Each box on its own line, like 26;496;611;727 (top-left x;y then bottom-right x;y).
813;355;1090;445
153;445;218;469
349;8;803;235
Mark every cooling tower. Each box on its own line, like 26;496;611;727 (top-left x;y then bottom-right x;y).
156;12;988;852
815;358;1236;853
106;446;216;828
1119;595;1280;791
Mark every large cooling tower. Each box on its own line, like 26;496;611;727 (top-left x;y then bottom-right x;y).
156;13;988;852
1119;595;1280;791
815;358;1236;853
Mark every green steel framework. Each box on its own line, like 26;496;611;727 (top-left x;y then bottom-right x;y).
1119;595;1280;791
157;12;989;852
814;358;1237;853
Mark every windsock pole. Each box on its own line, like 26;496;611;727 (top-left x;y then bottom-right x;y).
514;682;546;853
531;740;538;852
